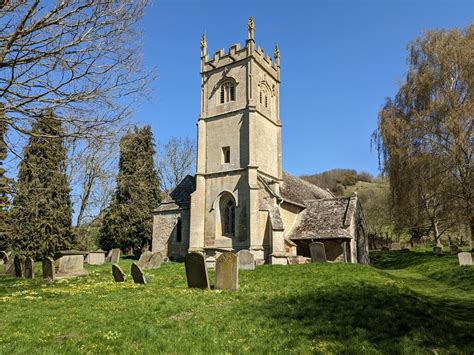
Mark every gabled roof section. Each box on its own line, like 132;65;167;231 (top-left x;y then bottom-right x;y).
288;194;359;240
280;172;333;206
154;175;196;213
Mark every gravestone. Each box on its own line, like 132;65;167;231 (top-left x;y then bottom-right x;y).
57;255;86;276
450;245;460;255
0;251;8;264
215;252;239;291
14;255;25;277
85;251;106;265
433;247;443;256
131;262;147;284
112;264;126;282
147;252;162;269
109;248;121;264
4;259;15;276
458;252;472;266
137;251;153;269
390;243;401;251
42;257;55;281
237;250;255;270
24;257;35;279
184;252;210;289
309;242;327;263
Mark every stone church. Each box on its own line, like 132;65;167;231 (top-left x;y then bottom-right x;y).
152;18;369;265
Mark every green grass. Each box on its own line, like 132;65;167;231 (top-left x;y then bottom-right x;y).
1;252;473;354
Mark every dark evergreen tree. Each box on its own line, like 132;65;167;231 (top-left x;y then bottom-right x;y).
0;104;12;251
10;110;74;258
99;126;161;252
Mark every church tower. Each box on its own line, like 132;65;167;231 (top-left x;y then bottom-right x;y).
188;17;283;261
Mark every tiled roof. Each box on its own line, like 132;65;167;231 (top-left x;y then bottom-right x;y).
280;172;333;205
154;175;195;212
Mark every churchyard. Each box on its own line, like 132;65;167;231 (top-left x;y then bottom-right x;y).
1;249;473;354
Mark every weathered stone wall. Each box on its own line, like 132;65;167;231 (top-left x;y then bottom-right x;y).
152;209;190;259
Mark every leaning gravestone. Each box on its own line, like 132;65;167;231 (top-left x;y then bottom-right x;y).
458;252;472;266
109;248;121;264
131;262;147;284
237;250;255;270
215;252;239;291
137;251;153;269
147;252;162;269
433;247;443;256
24;257;35;279
184;252;210;289
14;255;25;277
390;243;401;251
4;258;15;276
309;242;327;263
42;257;55;281
450;245;460;255
112;264;126;282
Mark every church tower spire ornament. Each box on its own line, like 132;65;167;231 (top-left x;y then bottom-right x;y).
200;33;207;57
248;16;255;40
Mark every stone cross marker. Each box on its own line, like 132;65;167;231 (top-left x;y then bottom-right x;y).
309;242;327;263
14;255;25;277
131;262;147;284
390;242;401;251
458;252;472;266
237;250;255;270
24;257;35;279
215;252;239;291
147;252;162;269
112;264;126;282
137;251;153;269
42;257;55;281
109;248;121;264
184;252;210;289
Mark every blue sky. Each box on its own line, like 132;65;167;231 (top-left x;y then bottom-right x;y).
136;0;473;177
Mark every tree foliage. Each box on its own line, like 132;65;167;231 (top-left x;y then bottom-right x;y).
99;126;161;252
301;169;373;196
9;111;74;258
374;24;473;247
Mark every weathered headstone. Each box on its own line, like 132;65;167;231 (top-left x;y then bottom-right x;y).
57;255;86;276
433;246;443;256
184;252;210;289
112;264;126;282
85;251;106;265
146;252;162;269
237;250;255;270
14;255;25;277
137;251;153;269
109;248;121;264
4;258;15;276
215;252;239;291
458;252;472;266
450;245;460;255
390;242;401;251
24;257;35;279
42;257;55;281
131;262;147;284
309;242;327;263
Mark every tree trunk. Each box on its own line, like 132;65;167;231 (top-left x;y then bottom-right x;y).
431;218;442;247
470;217;474;251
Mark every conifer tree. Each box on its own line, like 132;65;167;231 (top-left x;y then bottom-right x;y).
0;105;12;250
10;110;74;258
99;126;161;252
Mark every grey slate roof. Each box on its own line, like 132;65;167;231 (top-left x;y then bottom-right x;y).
288;195;358;240
154;175;195;212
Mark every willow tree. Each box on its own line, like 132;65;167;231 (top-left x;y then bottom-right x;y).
375;24;473;248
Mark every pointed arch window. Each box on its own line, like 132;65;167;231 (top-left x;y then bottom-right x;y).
219;82;236;104
223;200;235;236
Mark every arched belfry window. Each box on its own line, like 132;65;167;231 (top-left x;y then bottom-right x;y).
259;84;270;109
219;82;236;104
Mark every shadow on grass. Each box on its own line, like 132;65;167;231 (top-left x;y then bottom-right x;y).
370;250;438;270
261;283;474;353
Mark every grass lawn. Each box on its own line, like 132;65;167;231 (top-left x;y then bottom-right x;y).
1;251;473;354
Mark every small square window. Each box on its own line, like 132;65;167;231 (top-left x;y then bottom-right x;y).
222;146;230;164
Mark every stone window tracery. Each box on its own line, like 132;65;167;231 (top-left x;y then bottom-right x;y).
219;82;236;104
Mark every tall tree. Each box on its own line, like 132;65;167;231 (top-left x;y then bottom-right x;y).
0;104;12;250
99;126;161;252
10;110;74;258
375;24;473;248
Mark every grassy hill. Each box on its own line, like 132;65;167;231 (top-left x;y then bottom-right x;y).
1;251;473;353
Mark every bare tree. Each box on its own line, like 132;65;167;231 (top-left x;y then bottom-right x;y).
157;136;196;192
0;0;152;142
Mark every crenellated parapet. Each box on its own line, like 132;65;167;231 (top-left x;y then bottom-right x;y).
200;17;280;81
